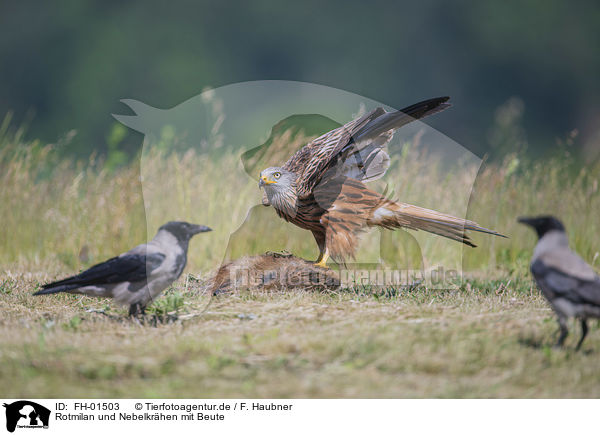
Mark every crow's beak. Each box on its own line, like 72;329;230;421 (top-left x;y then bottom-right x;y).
259;175;276;188
517;217;534;227
192;225;212;234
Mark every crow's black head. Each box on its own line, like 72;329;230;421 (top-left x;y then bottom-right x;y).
517;215;565;239
158;221;212;242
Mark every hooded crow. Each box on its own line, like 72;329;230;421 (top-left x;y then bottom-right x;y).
519;215;600;350
34;221;212;316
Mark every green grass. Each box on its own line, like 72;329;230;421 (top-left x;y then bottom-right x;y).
3;129;600;275
2;125;600;397
2;268;600;398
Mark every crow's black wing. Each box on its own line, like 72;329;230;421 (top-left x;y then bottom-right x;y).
531;258;600;306
38;253;166;292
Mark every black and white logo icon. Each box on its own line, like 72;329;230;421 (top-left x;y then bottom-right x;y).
3;401;50;433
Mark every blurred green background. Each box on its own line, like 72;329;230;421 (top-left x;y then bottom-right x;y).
0;0;599;160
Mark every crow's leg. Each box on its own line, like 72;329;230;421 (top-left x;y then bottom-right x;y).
555;315;569;348
128;303;148;326
128;303;140;316
575;319;588;351
128;303;146;317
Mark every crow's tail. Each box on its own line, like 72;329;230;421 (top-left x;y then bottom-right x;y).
33;283;79;296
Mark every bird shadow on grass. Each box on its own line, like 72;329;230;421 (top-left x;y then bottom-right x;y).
85;308;180;327
517;335;551;350
517;335;594;355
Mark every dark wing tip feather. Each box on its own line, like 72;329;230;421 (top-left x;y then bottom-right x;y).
455;233;477;248
399;96;452;118
33;286;68;295
465;226;508;238
425;102;452;117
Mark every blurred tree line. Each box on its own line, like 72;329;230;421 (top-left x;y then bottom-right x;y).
0;0;598;161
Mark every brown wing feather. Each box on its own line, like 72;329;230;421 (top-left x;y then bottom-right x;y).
284;107;385;198
317;179;382;261
284;97;451;199
315;178;503;259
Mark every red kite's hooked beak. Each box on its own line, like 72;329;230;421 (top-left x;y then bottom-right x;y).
259;175;276;188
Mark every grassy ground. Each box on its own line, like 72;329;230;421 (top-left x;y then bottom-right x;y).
2;267;600;398
2;123;600;398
